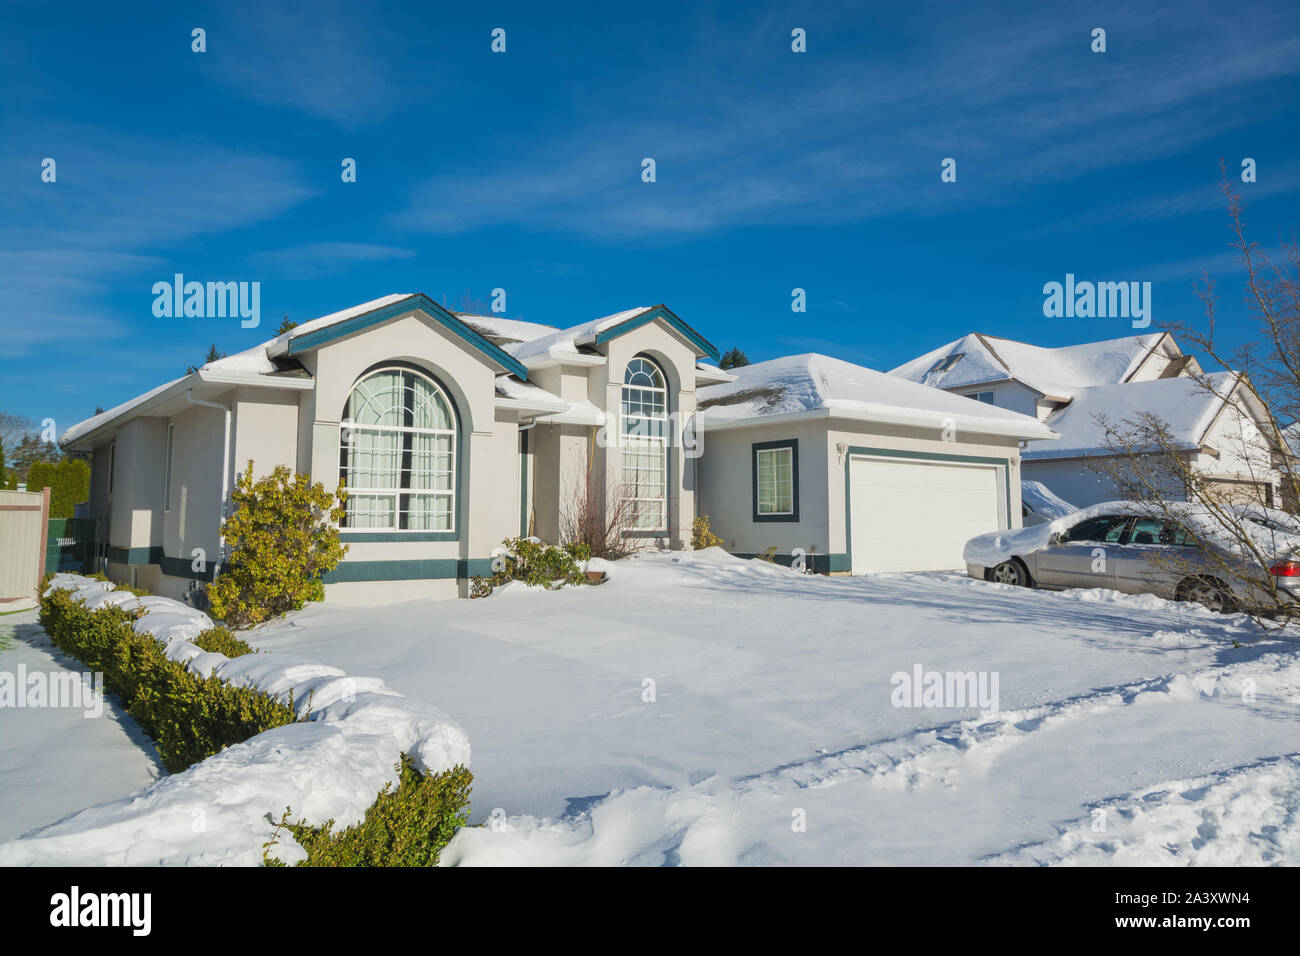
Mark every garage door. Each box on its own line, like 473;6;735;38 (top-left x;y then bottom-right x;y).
849;455;1002;573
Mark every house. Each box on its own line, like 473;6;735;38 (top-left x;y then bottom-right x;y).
695;353;1056;573
60;296;1054;604
889;331;1281;509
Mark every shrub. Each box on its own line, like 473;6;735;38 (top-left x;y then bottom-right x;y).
39;587;297;772
208;462;348;628
192;625;257;658
502;537;587;589
266;755;473;867
691;515;724;550
25;458;90;518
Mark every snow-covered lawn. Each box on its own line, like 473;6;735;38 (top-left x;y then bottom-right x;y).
0;611;163;842
245;549;1300;866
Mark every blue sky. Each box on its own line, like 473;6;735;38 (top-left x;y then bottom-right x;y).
1;0;1297;438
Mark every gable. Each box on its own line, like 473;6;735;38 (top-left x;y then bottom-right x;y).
280;294;530;380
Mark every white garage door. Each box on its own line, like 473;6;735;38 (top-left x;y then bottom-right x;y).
849;456;1002;573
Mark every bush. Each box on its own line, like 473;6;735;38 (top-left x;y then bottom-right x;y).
39;587;297;772
192;625;257;658
208;462;348;628
691;515;724;550
25;458;91;518
267;755;473;867
469;537;590;598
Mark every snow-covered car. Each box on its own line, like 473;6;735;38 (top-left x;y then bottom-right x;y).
1021;480;1077;527
964;500;1300;611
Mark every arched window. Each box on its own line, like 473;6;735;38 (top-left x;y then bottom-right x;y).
621;356;667;531
340;367;456;531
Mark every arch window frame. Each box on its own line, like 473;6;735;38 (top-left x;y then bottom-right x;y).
338;364;458;533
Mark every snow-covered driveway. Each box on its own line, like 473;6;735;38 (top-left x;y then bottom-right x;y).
249;550;1300;865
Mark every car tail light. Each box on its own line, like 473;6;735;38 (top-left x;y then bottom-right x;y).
1270;560;1300;577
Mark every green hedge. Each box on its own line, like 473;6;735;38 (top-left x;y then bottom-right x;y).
39;587;298;772
266;754;473;867
40;585;473;866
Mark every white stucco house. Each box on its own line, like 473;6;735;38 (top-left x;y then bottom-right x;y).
889;331;1282;510
60;295;1054;604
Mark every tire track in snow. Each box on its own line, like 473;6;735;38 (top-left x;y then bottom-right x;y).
982;753;1300;865
732;649;1300;795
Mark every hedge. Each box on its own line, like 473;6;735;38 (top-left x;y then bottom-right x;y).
266;755;473;867
39;587;297;772
40;583;473;866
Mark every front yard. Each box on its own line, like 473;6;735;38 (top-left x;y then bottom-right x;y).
242;549;1300;865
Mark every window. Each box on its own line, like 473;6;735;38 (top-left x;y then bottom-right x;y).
163;423;174;512
621;357;667;531
972;391;995;404
107;442;116;494
1061;515;1129;544
752;439;798;522
925;352;964;376
339;367;456;531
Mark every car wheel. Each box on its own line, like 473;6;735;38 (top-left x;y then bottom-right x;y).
1175;576;1234;613
990;559;1028;587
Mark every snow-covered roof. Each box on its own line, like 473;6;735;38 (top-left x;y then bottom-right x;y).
890;332;1167;399
697;353;1058;440
455;313;559;347
60;375;191;446
1023;373;1237;460
505;307;653;363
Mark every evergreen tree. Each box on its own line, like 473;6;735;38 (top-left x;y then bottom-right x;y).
719;348;750;370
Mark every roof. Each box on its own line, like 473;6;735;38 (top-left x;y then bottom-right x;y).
889;332;1168;399
696;353;1058;440
1022;373;1239;460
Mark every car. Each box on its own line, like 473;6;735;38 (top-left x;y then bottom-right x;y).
963;500;1300;612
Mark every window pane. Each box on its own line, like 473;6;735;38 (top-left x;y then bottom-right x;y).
757;447;793;514
345;494;395;528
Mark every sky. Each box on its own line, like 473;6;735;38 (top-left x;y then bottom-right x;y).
1;0;1297;440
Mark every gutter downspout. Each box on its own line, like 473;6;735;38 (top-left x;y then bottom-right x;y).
185;390;231;580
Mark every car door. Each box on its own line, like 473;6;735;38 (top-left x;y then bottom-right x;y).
1111;517;1187;597
1034;515;1132;589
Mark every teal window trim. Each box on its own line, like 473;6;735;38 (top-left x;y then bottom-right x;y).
752;438;799;523
842;446;1012;572
593;305;720;362
286;294;530;380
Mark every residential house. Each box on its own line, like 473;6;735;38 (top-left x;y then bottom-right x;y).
889;331;1281;509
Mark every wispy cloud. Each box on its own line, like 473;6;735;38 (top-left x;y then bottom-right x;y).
247;242;416;280
387;4;1299;239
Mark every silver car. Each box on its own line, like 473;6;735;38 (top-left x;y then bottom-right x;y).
964;503;1300;612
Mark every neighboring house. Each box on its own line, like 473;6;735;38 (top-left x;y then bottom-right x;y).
889;332;1282;509
695;353;1056;573
61;294;729;605
60;296;1055;604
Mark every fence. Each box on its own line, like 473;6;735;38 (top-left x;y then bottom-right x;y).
45;517;97;574
0;487;50;608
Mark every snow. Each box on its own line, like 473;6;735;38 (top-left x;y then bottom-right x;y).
454;314;559;346
697;353;1057;440
1022;373;1237;460
890;332;1164;399
505;308;652;362
1021;479;1077;520
230;548;1298;866
0;610;163;843
0;575;469;866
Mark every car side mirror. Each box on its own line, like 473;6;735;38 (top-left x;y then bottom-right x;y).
1049;531;1064;545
